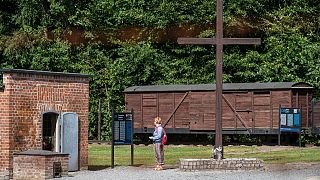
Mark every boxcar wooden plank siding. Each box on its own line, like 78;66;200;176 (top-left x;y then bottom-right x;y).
292;91;310;127
313;101;320;129
124;82;315;135
159;93;175;128
253;93;271;129
189;92;215;130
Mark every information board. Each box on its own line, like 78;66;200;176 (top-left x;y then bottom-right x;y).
111;110;134;168
279;108;301;133
113;112;133;145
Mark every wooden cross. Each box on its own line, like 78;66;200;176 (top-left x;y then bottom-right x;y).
177;0;261;159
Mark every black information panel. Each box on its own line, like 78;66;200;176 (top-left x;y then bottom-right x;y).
113;112;133;145
111;110;134;168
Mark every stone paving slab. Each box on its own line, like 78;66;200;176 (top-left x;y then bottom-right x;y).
180;158;264;170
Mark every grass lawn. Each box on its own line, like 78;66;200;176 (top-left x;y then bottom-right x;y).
89;144;320;168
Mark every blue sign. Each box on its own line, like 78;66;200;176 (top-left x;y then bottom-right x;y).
279;108;301;133
279;127;300;133
111;110;134;168
113;112;133;145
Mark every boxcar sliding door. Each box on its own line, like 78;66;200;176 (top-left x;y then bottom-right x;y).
253;92;271;130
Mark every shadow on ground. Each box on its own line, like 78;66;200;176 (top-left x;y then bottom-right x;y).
88;165;110;171
88;164;178;171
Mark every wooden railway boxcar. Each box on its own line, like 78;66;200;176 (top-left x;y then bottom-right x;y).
124;82;315;135
312;100;320;134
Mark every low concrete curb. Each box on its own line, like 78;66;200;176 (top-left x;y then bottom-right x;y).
180;158;264;171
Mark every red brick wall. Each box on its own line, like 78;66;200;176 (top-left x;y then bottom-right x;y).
13;155;46;180
13;154;68;179
0;74;13;179
0;70;89;178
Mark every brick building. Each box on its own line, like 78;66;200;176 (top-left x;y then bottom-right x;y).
0;69;90;179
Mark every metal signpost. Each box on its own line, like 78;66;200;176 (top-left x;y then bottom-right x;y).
177;0;261;159
278;107;301;146
111;109;134;168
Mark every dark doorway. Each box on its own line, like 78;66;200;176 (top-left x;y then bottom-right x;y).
42;112;59;151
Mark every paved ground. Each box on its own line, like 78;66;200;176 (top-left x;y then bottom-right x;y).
61;166;320;180
62;145;320;180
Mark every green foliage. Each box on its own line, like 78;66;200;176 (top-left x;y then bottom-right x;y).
110;42;168;99
72;43;114;140
160;43;215;84
0;0;17;34
14;0;92;29
1;28;72;71
1;0;320;139
90;0;215;28
300;133;320;146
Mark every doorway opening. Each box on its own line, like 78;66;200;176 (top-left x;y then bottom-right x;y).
42;112;59;151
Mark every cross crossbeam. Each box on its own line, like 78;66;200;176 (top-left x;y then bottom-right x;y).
177;0;261;159
177;38;261;45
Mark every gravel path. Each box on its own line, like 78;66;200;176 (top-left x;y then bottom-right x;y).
61;166;320;180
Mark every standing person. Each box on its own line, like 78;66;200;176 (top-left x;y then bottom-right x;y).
149;117;165;170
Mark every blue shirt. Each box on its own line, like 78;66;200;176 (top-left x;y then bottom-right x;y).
152;126;163;143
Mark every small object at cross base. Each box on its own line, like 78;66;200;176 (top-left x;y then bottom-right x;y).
213;146;223;160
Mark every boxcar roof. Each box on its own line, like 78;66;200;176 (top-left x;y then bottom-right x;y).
124;82;313;93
